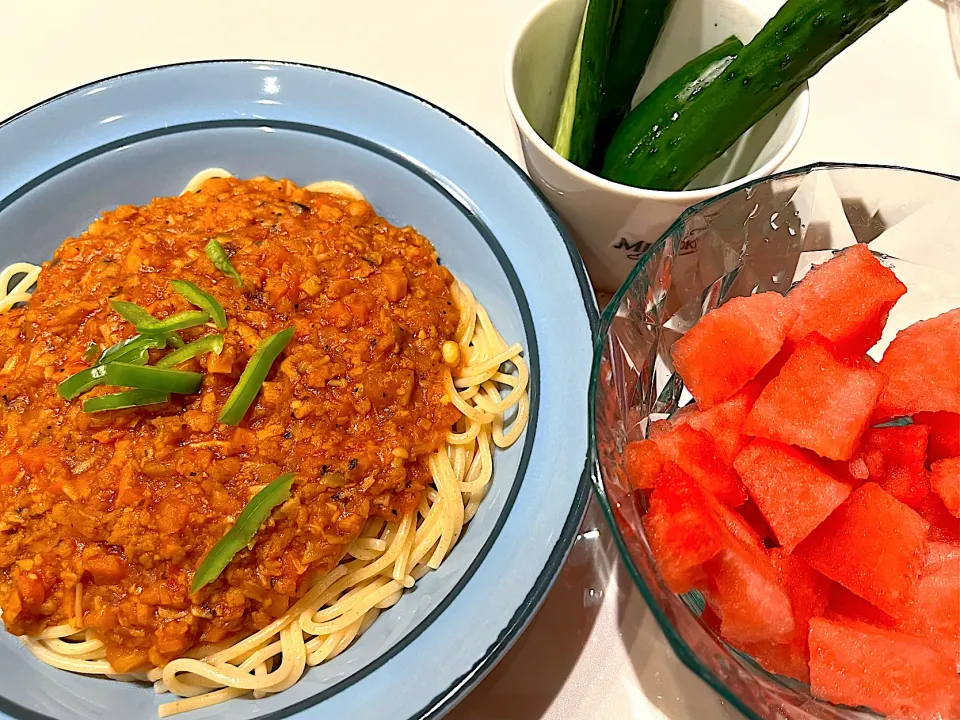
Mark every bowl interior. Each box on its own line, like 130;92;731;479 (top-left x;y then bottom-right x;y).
511;0;808;192
590;164;960;720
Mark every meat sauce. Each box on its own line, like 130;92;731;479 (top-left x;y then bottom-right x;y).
0;177;460;671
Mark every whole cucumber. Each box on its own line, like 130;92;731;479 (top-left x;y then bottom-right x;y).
601;0;908;191
602;35;744;176
592;0;674;165
552;0;621;168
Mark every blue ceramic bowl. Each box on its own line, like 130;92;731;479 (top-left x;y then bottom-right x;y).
0;61;597;720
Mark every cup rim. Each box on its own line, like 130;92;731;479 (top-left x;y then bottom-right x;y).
503;0;811;202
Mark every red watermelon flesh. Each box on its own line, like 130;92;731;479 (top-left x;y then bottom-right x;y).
648;403;699;438
624;440;662;490
735;550;832;683
635;424;748;507
826;583;896;629
671;292;797;408
851;424;931;508
681;382;763;465
898;542;960;663
786;243;907;355
736;500;775;546
734;439;853;552
642;464;726;593
808;616;960;719
914;411;960;463
917;492;960;543
795;483;929;619
744;335;887;461
930;457;960;518
713;500;765;551
874;308;960;421
702;536;795;644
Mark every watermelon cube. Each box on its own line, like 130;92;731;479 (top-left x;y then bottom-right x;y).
736;500;775;546
930;457;960;518
734;439;853;552
624;440;662;490
809;616;960;719
827;583;896;629
713;500;766;551
703;537;795;644
874;308;960;420
679;382;763;465
671;292;797;408
785;243;907;354
744;335;887;461
631;424;748;506
795;483;929;619
735;550;831;683
897;542;960;663
643;464;726;593
914;411;960;463
851;424;931;508
917;492;960;543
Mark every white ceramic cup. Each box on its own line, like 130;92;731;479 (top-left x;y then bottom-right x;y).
505;0;810;292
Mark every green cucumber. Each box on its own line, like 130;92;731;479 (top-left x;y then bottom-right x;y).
601;0;908;191
592;0;674;165
552;0;620;168
602;35;743;176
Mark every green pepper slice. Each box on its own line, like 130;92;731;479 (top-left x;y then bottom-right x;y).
82;342;100;365
205;236;243;288
98;334;167;364
82;389;170;413
218;327;294;426
157;335;225;368
191;473;295;592
109;300;185;348
170;280;228;330
104;362;204;394
56;364;109;400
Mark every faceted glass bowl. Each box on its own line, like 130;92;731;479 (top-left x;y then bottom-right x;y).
589;163;960;720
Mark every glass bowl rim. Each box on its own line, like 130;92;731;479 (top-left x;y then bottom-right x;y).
587;160;960;720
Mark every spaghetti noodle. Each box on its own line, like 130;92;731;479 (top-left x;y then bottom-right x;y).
2;169;529;716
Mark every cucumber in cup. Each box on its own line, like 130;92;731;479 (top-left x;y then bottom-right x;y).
552;0;620;168
591;0;674;166
600;0;909;190
601;35;744;176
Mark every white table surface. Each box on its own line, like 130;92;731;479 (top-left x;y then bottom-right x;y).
3;2;959;718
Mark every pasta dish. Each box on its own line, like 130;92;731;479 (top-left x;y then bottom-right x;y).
0;170;528;715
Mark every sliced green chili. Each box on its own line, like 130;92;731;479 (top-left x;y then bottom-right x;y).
109;300;185;348
57;364;108;400
99;334;166;364
170;279;228;330
157;334;224;368
135;309;210;335
191;473;295;592
218;327;294;426
82;389;170;413
82;342;100;365
205;236;243;288
104;362;204;394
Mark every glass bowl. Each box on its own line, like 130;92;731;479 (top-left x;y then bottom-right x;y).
589;163;960;720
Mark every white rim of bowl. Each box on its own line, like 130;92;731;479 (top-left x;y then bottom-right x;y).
503;0;811;203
